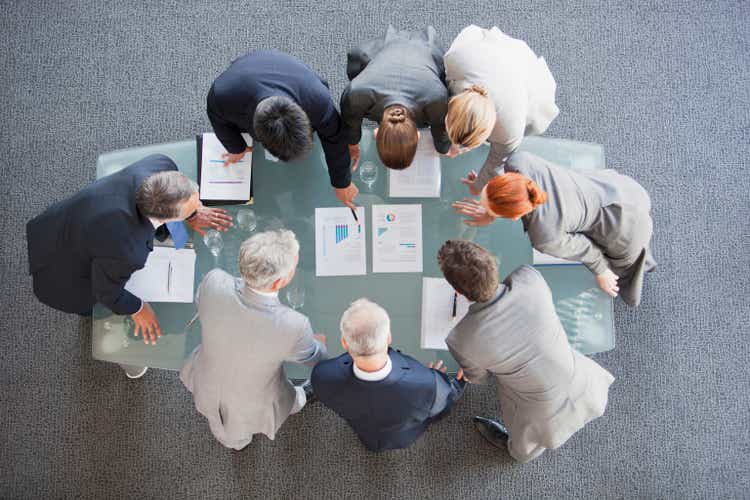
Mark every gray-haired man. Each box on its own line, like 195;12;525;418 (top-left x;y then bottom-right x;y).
180;229;327;451
26;154;232;377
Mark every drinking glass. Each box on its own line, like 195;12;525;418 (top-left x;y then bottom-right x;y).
203;229;224;257
236;208;257;232
359;161;378;190
285;281;305;310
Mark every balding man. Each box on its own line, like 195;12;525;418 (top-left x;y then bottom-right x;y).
311;298;465;452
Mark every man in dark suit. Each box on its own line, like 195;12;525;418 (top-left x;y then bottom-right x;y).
311;299;466;452
207;50;360;209
26;154;232;347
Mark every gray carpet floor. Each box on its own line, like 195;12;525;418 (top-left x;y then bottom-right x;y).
1;1;748;498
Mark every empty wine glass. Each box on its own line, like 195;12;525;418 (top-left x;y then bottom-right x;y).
359;161;378;190
203;229;224;257
285;282;305;310
236;208;257;232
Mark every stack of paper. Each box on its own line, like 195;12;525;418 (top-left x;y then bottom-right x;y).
199;132;252;202
372;204;423;273
314;207;367;277
125;247;197;303
420;277;471;350
388;133;441;198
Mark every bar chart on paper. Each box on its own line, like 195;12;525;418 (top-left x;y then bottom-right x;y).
315;207;367;276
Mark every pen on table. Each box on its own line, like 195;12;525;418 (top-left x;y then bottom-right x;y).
350;207;360;225
167;261;173;294
452;292;457;318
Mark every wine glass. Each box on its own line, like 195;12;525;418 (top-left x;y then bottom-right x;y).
285;281;305;310
203;229;224;257
236;208;257;232
359;161;378;191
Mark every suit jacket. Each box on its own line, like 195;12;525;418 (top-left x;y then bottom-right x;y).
340;25;451;154
26;154;177;315
311;348;464;452
508;152;656;306
180;270;327;450
444;25;559;188
447;265;615;463
207;50;351;188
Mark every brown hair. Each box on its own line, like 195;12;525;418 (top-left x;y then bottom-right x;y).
135;171;196;219
437;239;499;302
484;172;548;219
445;84;495;148
376;105;418;170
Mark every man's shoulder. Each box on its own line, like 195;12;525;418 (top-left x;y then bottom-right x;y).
311;353;352;382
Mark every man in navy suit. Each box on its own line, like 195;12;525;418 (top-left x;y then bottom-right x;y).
26;154;232;348
311;298;466;452
207;50;360;209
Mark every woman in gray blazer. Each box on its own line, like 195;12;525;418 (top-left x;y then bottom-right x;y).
453;151;656;306
340;25;453;170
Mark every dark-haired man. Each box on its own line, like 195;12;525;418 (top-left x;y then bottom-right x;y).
26;154;232;357
437;239;615;462
207;50;360;208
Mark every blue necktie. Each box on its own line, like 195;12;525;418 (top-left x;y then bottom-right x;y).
166;221;189;250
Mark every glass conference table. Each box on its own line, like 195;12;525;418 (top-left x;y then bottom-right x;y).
92;133;614;379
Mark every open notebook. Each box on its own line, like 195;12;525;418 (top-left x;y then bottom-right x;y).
124;246;196;303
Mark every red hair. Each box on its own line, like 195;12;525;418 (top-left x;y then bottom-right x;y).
485;173;548;219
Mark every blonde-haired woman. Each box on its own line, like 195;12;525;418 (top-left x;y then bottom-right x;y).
340;25;454;170
444;25;559;193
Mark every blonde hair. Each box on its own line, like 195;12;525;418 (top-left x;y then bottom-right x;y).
445;84;495;149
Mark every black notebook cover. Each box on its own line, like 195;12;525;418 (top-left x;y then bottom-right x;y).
196;134;254;206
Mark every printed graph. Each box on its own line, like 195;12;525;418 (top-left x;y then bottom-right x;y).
335;224;349;244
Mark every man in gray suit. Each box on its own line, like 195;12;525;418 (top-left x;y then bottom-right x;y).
438;240;614;463
180;229;327;450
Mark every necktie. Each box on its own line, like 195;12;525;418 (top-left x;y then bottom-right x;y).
166;221;189;250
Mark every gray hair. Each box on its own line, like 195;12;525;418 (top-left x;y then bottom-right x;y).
135;171;197;219
340;298;391;357
238;229;300;290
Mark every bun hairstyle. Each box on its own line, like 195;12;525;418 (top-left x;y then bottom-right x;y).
377;104;418;170
485;172;548;219
446;83;496;149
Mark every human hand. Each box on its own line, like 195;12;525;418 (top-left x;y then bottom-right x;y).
186;205;233;236
313;334;327;345
428;360;447;373
460;170;481;196
221;147;253;166
348;144;361;172
132;302;161;345
595;269;620;297
334;183;359;210
456;368;470;383
452;198;495;227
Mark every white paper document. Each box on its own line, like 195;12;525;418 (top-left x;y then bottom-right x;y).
371;204;423;273
420;278;471;350
532;248;582;266
125;247;197;303
388;133;441;197
199;132;252;201
315;207;367;277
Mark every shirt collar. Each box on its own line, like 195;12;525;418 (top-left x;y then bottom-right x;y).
353;355;392;381
249;287;279;298
148;217;162;229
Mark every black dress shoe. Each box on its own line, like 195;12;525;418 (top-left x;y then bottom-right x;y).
301;379;316;403
472;416;509;449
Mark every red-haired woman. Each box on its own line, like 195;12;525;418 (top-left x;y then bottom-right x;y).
453;152;656;306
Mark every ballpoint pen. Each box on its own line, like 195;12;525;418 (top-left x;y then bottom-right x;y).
167;261;173;294
350;207;360;224
452;292;457;318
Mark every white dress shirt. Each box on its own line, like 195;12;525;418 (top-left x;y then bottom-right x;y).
352;356;393;381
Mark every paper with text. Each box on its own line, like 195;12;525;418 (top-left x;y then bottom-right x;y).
388;133;441;197
372;204;423;273
315;207;367;276
200;132;252;201
420;277;471;350
125;247;196;303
